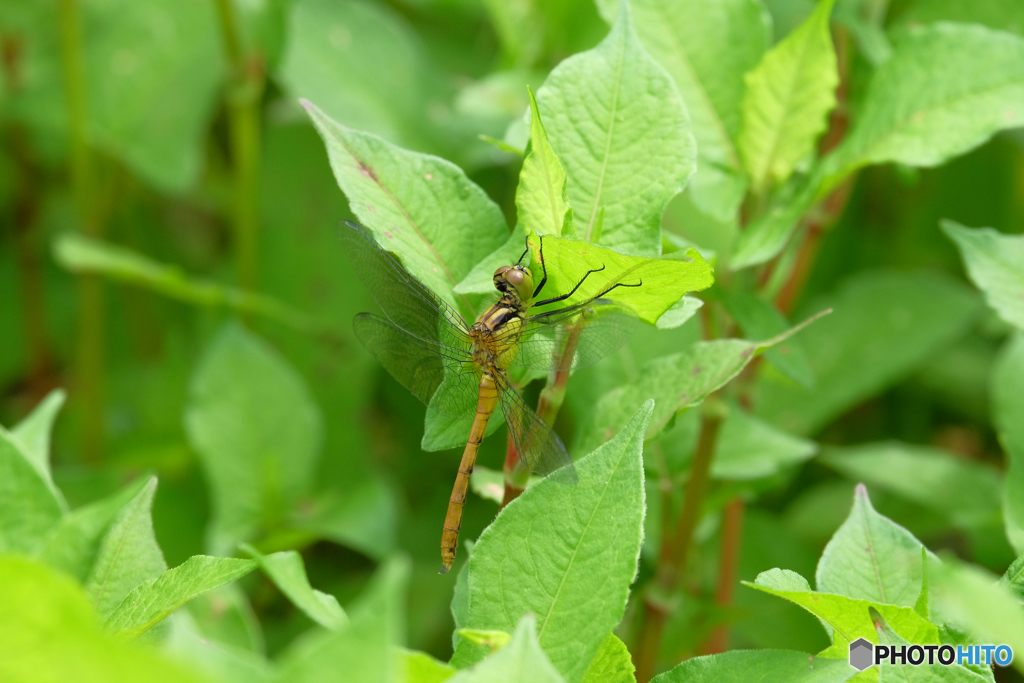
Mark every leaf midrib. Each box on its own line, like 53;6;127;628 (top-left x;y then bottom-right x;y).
859;498;888;604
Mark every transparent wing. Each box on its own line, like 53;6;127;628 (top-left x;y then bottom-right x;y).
507;299;640;373
354;313;480;419
340;221;472;351
496;375;577;485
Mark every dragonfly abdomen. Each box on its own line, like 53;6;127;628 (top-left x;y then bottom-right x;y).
439;372;500;574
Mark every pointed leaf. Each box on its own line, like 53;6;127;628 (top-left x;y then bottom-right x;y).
816;484;937;608
461;402;652;682
536;2;696;255
943;221;1024;330
84;477;168;619
517;88;575;239
106;556;257;638
184;323;322;554
0;425;64;553
302;100;507;316
720;289;814;387
651;649;858;683
10;388;65;477
738;0;838;193
449;615;565;683
242;544;346;630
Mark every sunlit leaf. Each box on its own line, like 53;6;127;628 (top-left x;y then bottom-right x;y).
581;633;635;683
517;88;575;239
449;615;565;683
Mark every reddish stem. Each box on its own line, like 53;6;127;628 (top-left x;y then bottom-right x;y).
700;497;745;655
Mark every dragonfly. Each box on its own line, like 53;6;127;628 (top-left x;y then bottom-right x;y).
341;221;641;573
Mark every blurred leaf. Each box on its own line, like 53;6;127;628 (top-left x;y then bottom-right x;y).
10;388;65;478
185;323;322;554
993;333;1024;554
302;100;508;318
517;88;575;239
525;233;714;326
650;649;856;682
0;424;64;553
816;484;936;608
422;405;505;453
53;233;317;332
834;1;891;66
38;477;147;582
459;402;652;681
241;544;347;630
536;2;697;256
825;24;1024;187
292;478;398;560
755;271;980;435
581;633;635;683
470;465;509;505
942;221;1024;330
399;649;457;683
577;313;827;455
720;288;814;387
186;585;264;653
105;556;257;639
891;0;1024;36
278;0;447;153
713;406;817;480
165;611;274;683
932;559;1024;676
749;568;939;655
820;442;1002;529
456;629;512;651
599;0;770;221
738;0;838;194
83;477;167;620
275;557;408;683
656;296;703;330
449;615;565;683
728;174;818;270
83;0;223;191
0;556;208;683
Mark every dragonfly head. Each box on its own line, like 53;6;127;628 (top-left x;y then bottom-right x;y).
493;265;535;302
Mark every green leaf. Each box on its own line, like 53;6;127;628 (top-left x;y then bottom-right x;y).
460;402;652;682
448;615;565;683
525;234;714;326
932;560;1024;676
755;271;980;435
820;442;1002;529
825;24;1024;186
577;314;826;455
301;100;507;318
0;556;208;683
241;544;346;630
738;0;838;194
892;0;1024;37
185;584;264;653
536;1;696;255
83;0;223;191
712;406;818;480
399;649;457;683
993;333;1024;554
184;323;323;554
10;388;65;478
83;476;168;620
53;233;316;332
165;611;274;683
728;174;819;269
872;612;990;682
581;633;635;683
608;0;770;221
517;88;575;239
37;477;148;582
454;225;530;296
105;556;257;639
290;478;398;561
749;568;940;653
651;649;858;683
275;557;408;683
816;484;936;608
656;296;703;330
720;289;814;387
422;406;505;453
279;0;450;155
942;221;1024;330
0;423;64;554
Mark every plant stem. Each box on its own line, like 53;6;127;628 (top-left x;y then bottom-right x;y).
634;402;724;682
700;496;745;654
59;0;107;464
217;0;264;297
501;325;583;508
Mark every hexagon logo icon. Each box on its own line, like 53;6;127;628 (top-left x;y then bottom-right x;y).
849;638;874;671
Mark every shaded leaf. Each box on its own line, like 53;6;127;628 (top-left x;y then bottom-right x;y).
242;544;346;630
713;406;818;480
720;288;814;387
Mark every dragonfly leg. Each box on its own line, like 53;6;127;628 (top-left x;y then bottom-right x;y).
533;264;607;307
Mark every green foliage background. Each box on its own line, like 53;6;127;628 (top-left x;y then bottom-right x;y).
3;0;1024;681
